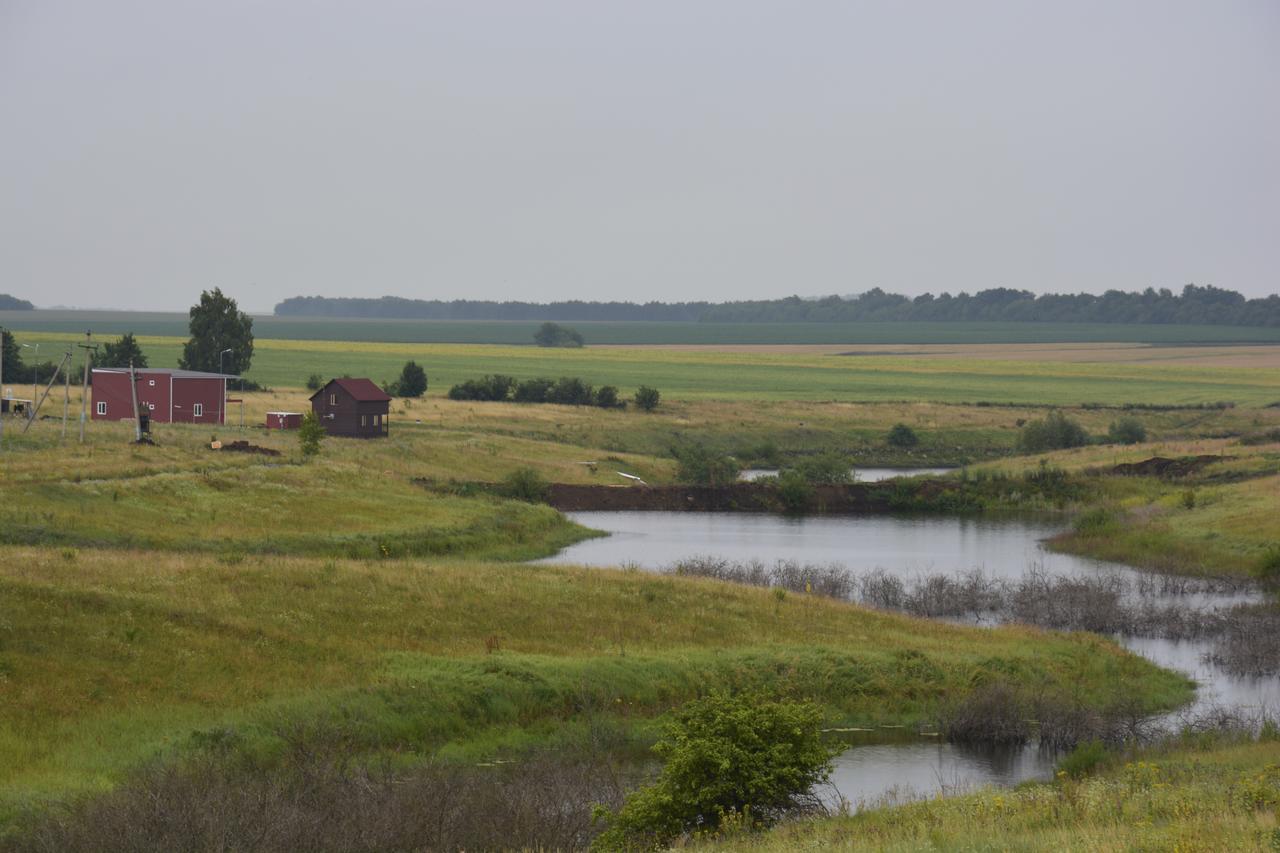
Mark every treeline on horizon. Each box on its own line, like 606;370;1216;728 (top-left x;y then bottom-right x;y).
275;285;1280;327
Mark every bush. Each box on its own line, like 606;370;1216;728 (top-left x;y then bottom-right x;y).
396;361;428;398
533;322;584;348
548;376;595;406
594;385;622;409
774;470;814;514
594;692;834;849
500;467;549;503
298;411;325;459
1057;739;1110;778
305;373;324;391
1106;417;1147;445
449;375;516;402
634;386;661;412
791;452;852;484
672;444;740;486
513;377;553;403
886;423;919;448
1018;411;1091;452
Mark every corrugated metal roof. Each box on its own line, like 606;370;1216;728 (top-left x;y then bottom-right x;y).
92;368;237;379
309;377;392;402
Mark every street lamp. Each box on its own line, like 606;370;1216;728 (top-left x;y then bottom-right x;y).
218;348;233;375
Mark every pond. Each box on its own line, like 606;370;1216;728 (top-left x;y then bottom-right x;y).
739;466;955;482
538;510;1278;807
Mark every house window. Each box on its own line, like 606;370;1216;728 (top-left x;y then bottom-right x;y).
96;401;107;415
374;414;380;426
193;403;203;417
330;393;337;405
361;414;368;427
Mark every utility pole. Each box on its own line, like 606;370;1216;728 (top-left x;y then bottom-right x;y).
0;324;5;447
129;361;142;442
77;331;94;443
62;349;71;439
21;351;72;433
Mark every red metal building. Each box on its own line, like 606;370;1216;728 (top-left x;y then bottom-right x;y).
309;378;391;437
265;411;303;430
91;368;234;425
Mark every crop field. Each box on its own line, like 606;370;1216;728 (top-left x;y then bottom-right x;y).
9;331;1280;407
5;309;1280;346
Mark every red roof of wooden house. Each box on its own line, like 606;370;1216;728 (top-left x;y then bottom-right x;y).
309;377;392;402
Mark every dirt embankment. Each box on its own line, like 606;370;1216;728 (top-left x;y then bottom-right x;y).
1107;455;1233;478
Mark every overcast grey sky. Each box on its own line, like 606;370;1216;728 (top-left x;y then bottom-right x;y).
2;1;1277;312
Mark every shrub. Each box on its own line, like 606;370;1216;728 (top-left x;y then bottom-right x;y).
594;385;622;409
548;376;595;406
298;411;325;459
533;322;584;348
396;361;428;398
886;423;919;448
305;373;324;391
593;692;833;849
513;377;553;403
792;452;852;484
449;375;516;402
1106;417;1147;445
672;444;740;486
1018;411;1091;452
634;386;661;412
1057;739;1110;778
774;470;814;514
500;467;549;503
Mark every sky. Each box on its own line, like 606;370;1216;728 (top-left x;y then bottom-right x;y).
1;1;1277;313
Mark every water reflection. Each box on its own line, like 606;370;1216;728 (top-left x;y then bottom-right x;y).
739;467;955;483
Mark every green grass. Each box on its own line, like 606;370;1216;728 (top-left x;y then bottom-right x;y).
12;332;1280;406
6;309;1280;344
0;544;1190;818
715;736;1280;851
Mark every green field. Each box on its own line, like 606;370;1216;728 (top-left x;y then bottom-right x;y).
10;331;1280;407
5;309;1280;345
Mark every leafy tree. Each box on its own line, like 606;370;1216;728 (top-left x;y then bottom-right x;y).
395;361;428;398
1106;417;1147;445
533;321;584;348
0;329;22;383
547;376;594;405
513;377;552;403
298;410;325;459
179;288;254;375
673;443;740;486
886;423;919;448
634;386;661;412
99;333;148;369
594;385;621;409
1019;411;1090;452
0;294;34;310
306;373;324;391
594;692;834;848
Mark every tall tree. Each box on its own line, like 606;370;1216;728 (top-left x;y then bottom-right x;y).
99;333;148;369
1;329;23;383
179;288;254;374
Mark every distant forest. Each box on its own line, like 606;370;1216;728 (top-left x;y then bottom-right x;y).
276;285;1280;327
0;293;34;310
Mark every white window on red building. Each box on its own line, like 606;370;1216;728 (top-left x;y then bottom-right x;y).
193;403;203;417
96;402;107;415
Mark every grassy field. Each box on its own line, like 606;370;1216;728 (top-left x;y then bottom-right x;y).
0;544;1188;820
717;736;1280;851
6;309;1280;345
10;331;1280;407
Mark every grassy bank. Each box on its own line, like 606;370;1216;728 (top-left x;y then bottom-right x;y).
0;545;1190;820
718;735;1280;851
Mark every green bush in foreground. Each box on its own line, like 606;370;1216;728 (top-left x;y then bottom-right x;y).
634;385;661;411
298;411;325;459
593;692;834;850
500;467;550;503
673;443;740;486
